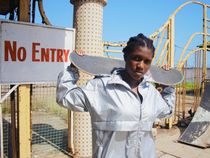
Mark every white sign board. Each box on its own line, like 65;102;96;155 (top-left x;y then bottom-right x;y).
0;20;75;84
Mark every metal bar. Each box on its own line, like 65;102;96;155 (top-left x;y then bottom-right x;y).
193;53;197;112
11;85;17;158
0;84;19;104
197;51;202;109
171;1;205;17
32;0;36;23
206;4;210;8
150;21;169;39
153;27;166;61
38;0;52;25
196;53;199;110
174;84;179;122
178;32;206;65
103;49;122;53
151;1;206;39
195;52;201;110
156;40;169;65
169;16;175;67
178;48;204;69
202;5;207;93
196;52;200;110
161;50;168;66
166;17;174;129
182;65;186;119
0;85;3;158
177;83;181;121
103;42;126;47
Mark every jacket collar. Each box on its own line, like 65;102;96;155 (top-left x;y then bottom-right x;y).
107;69;150;89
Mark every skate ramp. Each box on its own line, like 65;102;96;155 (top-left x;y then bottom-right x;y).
178;80;210;148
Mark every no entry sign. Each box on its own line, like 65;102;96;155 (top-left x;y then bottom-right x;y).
0;20;75;84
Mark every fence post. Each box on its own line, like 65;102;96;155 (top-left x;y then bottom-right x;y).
17;0;31;157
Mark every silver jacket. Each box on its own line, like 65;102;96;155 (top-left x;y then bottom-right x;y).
56;67;175;158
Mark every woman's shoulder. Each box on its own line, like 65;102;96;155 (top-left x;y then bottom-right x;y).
144;81;159;94
83;75;112;91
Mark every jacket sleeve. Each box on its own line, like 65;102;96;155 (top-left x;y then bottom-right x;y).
156;86;175;119
56;66;92;112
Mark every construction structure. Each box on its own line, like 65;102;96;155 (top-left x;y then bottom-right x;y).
0;0;210;158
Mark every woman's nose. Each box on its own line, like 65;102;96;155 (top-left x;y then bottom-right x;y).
137;61;144;68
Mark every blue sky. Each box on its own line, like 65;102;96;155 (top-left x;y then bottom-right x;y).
1;0;210;67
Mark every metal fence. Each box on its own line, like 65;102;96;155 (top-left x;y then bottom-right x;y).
1;84;70;158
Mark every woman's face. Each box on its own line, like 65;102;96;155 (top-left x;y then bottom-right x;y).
125;46;153;81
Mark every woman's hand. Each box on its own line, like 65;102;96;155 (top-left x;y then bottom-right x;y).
161;64;170;71
73;49;85;56
156;64;171;92
70;49;85;68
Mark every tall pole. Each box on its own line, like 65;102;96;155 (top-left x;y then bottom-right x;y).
169;16;175;68
202;5;207;93
17;0;31;158
168;16;175;129
70;0;106;157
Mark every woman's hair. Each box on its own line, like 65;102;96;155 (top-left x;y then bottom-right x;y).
122;33;155;59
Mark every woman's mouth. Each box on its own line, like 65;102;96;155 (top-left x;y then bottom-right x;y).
135;71;143;75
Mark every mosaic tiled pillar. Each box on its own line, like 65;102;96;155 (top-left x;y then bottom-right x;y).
70;0;106;157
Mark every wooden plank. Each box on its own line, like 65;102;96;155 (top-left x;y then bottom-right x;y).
18;0;30;22
17;85;31;158
18;1;31;157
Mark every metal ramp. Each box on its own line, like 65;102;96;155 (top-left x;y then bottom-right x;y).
178;80;210;148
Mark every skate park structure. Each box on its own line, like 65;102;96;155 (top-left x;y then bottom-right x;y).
0;0;210;157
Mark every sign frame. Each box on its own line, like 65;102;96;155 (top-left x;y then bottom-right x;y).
0;20;75;84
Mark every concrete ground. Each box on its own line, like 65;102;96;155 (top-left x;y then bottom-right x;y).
4;111;209;158
156;127;210;158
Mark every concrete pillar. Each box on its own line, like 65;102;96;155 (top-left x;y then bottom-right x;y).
70;0;106;157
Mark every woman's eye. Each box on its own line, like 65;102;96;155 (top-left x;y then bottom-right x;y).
144;60;151;65
132;56;142;61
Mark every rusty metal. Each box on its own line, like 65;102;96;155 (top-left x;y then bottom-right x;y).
38;0;52;25
0;0;18;15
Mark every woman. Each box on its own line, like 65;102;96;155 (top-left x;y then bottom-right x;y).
56;33;175;158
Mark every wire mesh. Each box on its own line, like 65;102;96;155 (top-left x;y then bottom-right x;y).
1;83;71;158
1;85;16;158
31;83;69;158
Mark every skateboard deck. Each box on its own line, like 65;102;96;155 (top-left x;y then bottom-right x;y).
70;52;184;86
